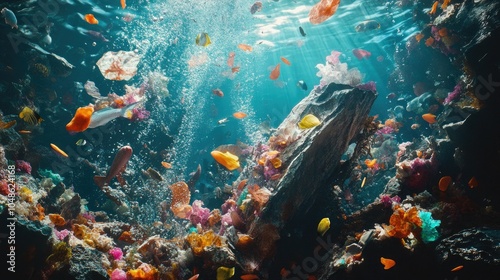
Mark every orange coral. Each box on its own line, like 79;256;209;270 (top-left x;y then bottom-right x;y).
208;209;221;227
235;234;254;250
185;230;223;256
383;206;422;239
169;181;192;218
127;263;159;280
49;214;66;227
118;231;135;243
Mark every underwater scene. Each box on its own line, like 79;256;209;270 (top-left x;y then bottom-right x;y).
1;0;499;279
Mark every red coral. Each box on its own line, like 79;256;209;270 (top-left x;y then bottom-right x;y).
15;160;32;174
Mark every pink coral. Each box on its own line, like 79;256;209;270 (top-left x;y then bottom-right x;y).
15;160;32;174
326;50;341;65
108;247;123;260
379;194;401;208
189;200;211;227
130;108;150;122
110;268;127;280
54;229;70;241
443;83;462;105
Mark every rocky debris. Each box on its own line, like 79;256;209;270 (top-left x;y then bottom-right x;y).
60;194;81;220
51;245;108;280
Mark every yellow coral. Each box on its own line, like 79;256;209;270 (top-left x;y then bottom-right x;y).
185;230;223;256
127;263;159;280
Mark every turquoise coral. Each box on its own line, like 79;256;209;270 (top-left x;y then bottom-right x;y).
39;169;65;185
419;211;441;243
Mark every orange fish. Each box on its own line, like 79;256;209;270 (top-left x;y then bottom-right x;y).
438;176;452;191
438;28;448;37
422;113;437;124
309;0;341;25
121;0;126;9
18;130;32;134
441;0;450;10
280;56;291;66
161;162;172;168
451;265;463;272
380;257;396;270
238;43;253;52
66;106;95;133
468;177;478;188
425;37;434;47
364;159;377;169
415;33;424;42
233;112;247;119
429;1;438;15
187;274;199;280
240;275;259;280
231;66;240;73
269;63;281;80
50;143;69;158
84;14;99;24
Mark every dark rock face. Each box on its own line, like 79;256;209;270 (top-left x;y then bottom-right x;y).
51;245;108;280
246;83;376;276
436;227;500;278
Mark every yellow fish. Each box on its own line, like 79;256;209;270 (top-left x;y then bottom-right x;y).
19;107;43;125
216;266;235;280
211;150;240;171
317;217;330;236
298;114;321;129
196;32;211;47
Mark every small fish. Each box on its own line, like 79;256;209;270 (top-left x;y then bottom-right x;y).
161;161;172;168
50;143;69;158
88;101;142;129
298;114;320;129
297;80;308;91
422;113;437;124
269;63;281;80
299;26;306;36
411;123;420;130
216;266;235;280
76;139;87;146
0;119;16;129
415;33;424;42
18;130;32;134
212;88;224;97
238;43;253;52
120;0;126;9
317;217;330;236
233;112;247;119
146;167;164;181
361;177;366;188
451;265;463;272
439;176;452;192
211;150;240;171
195;32;211;47
217;118;229;125
355;20;380;32
86;30;109;42
19;107;43;126
380;257;396;270
280;56;291;66
250;2;263;14
429;1;439;15
1;8;18;29
84;14;99;25
468;177;478;188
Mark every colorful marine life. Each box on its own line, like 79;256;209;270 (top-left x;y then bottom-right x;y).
76;139;87;146
0;119;16;129
438;176;452;191
451;265;463;272
415;33;425;42
1;8;18;29
233;112;247;119
212;88;224;97
145;167;164;181
87;101;142;129
120;0;126;9
442;0;451;10
238;43;253;52
66;106;94;133
425;37;435;47
216;266;235;280
355;20;380;32
280;56;291;66
211;150;240;171
468;177;478;188
84;14;99;24
19;107;43;126
364;159;377;169
429;1;439;15
298;114;321;129
380;257;396;270
96;50;141;81
317;217;330;236
94;145;133;187
250;2;263;14
297;80;308;91
309;0;341;25
422;113;437;124
352;48;371;60
195;32;211;47
269;63;281;80
50;143;69;158
161;161;172;168
299;26;306;36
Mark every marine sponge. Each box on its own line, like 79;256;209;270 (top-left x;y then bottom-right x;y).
185;230;224;256
383;205;422;239
39;169;65;185
419;211;441;243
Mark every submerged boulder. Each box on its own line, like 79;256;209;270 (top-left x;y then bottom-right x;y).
244;83;376;274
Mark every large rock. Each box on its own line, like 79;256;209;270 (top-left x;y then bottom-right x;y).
246;83;376;274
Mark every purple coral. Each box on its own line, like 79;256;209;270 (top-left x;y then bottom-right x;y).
108;247;123;260
189;200;211;227
54;229;70;241
443;83;462;105
130;108;150;122
379;194;401;208
357;81;377;92
15;160;32;174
